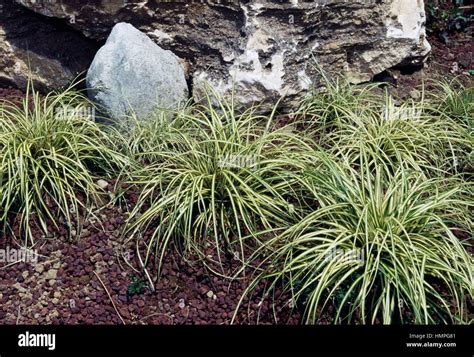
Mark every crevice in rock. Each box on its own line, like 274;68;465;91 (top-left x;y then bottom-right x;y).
0;0;101;91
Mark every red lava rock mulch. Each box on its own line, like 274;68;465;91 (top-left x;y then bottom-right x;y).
0;87;25;104
391;33;473;99
0;198;301;325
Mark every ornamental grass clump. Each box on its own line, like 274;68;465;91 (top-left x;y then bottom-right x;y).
429;78;473;126
297;70;379;132
125;91;316;276
236;152;473;324
300;73;472;178
324;94;470;177
111;102;193;165
0;82;127;244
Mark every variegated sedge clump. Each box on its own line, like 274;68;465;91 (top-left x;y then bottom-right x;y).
125;89;316;276
0;82;127;245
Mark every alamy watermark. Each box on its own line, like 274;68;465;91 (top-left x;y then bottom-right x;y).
218;154;258;169
382;105;423;121
54;105;96;122
0;247;38;264
324;248;365;267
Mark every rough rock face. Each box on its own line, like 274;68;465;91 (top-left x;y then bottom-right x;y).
0;1;99;92
12;0;430;109
87;23;188;120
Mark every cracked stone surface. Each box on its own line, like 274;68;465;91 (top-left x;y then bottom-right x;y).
7;0;430;109
0;0;99;91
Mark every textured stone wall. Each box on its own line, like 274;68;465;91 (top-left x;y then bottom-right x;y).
0;0;99;91
2;0;430;108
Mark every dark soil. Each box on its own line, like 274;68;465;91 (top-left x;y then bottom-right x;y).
0;87;25;105
390;32;473;99
0;191;302;325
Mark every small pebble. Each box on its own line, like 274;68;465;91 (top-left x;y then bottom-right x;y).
96;179;109;190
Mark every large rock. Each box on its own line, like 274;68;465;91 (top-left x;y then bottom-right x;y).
13;0;431;110
0;0;98;92
86;23;188;120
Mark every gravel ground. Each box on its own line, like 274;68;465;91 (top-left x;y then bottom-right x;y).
0;87;25;103
389;32;473;99
0;190;302;325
